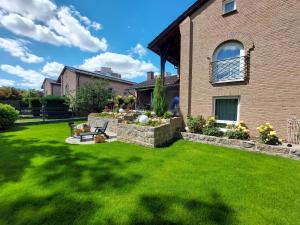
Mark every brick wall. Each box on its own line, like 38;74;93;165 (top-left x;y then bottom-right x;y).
179;0;300;139
52;84;61;96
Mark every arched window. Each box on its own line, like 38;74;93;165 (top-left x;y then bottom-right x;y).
211;41;246;83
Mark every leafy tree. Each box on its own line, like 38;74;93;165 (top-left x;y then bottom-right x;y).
0;87;22;100
73;80;114;114
21;89;42;106
152;78;168;117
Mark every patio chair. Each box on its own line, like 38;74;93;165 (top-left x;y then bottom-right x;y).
79;121;109;142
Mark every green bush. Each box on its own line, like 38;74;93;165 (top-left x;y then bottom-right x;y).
152;78;168;117
225;122;250;140
163;111;173;119
144;111;152;118
0;103;19;130
41;96;71;119
203;126;223;137
187;115;206;133
202;116;223;137
29;97;42;117
257;123;282;145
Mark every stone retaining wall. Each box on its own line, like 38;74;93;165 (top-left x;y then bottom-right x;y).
181;132;300;160
117;118;183;148
88;114;120;134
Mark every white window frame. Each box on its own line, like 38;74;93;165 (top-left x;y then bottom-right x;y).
223;0;236;15
213;96;240;125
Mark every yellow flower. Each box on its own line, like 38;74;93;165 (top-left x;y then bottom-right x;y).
270;131;277;136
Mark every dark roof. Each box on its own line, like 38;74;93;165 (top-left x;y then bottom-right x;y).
57;66;136;85
41;78;61;89
132;75;179;90
148;0;208;65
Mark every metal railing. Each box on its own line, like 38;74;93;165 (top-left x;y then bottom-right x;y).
18;106;75;123
287;118;300;144
210;56;249;84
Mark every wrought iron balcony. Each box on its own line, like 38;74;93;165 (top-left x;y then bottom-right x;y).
210;56;249;84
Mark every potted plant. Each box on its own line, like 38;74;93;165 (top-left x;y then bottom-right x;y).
95;135;106;143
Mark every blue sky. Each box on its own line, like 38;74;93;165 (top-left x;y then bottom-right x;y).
0;0;195;89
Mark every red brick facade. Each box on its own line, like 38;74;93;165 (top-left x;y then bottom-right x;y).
178;0;300;139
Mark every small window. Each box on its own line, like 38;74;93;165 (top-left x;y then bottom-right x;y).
223;0;236;14
213;97;240;124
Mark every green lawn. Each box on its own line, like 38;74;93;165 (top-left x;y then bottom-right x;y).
0;123;299;225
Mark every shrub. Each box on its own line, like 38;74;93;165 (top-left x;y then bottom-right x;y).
116;95;125;106
205;116;217;128
202;116;223;137
41;96;70;119
0;103;19;130
203;127;223;137
256;123;282;145
187;115;206;133
152;78;168;117
163;111;173;119
144;111;152;118
29;97;42;117
225;122;250;140
74;80;114;114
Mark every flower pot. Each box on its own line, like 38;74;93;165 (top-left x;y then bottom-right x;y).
95;135;106;143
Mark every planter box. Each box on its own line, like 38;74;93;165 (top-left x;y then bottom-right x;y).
88;114;120;134
181;132;300;160
117;117;183;148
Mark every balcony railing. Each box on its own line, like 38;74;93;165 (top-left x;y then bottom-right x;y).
210;56;249;84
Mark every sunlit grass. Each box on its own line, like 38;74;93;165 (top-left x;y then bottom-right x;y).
0;123;299;225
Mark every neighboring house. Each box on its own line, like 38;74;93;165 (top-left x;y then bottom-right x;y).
132;72;179;110
42;66;135;97
41;78;61;96
148;0;300;139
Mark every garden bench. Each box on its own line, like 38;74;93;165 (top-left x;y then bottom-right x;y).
79;121;109;142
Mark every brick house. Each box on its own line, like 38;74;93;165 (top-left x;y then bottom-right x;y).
132;72;179;110
42;66;135;97
41;78;61;96
148;0;300;139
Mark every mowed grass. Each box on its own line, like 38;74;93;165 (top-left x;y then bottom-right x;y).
0;123;299;225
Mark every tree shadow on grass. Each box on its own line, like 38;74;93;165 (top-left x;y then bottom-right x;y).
0;137;145;224
130;192;237;225
0;193;97;225
0;137;143;191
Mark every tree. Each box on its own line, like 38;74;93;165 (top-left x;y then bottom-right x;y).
0;87;22;100
73;80;114;114
21;89;42;106
152;78;168;117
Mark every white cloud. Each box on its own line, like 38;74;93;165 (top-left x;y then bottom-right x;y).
131;43;147;58
0;64;45;89
0;0;107;52
70;6;102;31
79;52;157;79
0;0;57;21
42;61;64;77
0;79;15;86
0;37;44;63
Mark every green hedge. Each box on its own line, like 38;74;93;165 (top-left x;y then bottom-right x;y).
42;96;71;119
29;97;42;117
0;103;19;130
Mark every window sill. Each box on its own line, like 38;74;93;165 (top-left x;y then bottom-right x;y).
212;79;245;84
222;9;238;17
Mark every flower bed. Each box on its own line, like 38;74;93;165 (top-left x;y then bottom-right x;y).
88;113;183;147
181;132;300;160
117;117;183;147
